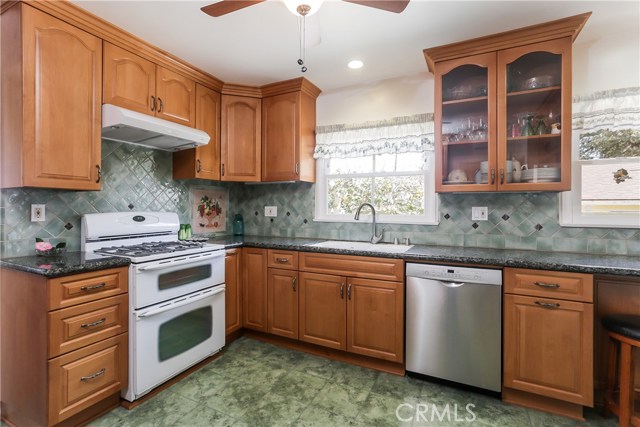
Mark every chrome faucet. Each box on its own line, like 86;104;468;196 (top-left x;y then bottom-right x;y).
354;203;384;244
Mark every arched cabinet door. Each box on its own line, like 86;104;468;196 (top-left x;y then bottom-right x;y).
220;95;262;182
22;5;103;190
497;38;572;192
434;52;497;192
155;66;196;127
103;42;156;115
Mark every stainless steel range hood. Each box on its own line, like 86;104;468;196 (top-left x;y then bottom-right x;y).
101;104;209;151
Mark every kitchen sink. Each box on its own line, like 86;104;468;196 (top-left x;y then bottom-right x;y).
308;240;414;254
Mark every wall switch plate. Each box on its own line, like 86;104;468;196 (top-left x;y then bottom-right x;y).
472;206;488;221
265;206;277;217
31;204;45;222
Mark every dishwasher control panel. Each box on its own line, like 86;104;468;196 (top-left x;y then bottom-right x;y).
405;263;502;285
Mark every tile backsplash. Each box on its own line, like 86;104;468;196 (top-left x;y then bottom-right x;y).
1;141;638;258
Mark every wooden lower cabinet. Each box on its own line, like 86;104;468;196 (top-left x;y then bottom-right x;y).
504;294;593;405
242;248;268;332
225;249;242;335
267;268;299;339
347;278;404;362
299;272;347;350
0;267;128;427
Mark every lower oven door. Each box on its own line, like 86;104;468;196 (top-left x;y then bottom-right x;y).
126;284;225;401
132;250;225;309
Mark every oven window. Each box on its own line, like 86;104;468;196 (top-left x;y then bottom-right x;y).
158;306;212;361
158;265;212;291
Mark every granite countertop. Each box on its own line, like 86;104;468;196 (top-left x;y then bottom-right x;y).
211;235;640;277
2;236;639;278
0;252;131;278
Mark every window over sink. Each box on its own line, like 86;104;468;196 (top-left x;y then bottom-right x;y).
560;87;640;228
314;114;438;224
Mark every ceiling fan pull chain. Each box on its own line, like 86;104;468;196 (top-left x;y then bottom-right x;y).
296;5;308;73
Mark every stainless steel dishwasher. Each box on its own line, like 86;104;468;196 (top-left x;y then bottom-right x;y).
406;263;502;392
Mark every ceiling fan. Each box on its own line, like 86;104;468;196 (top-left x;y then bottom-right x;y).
201;0;410;18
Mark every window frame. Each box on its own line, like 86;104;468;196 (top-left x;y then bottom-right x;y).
314;152;439;225
559;133;640;228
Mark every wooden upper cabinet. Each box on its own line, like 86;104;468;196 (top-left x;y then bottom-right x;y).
261;78;321;182
102;42;196;127
221;95;262;182
173;84;221;180
424;13;590;193
156;66;196;127
103;43;156;115
1;4;102;190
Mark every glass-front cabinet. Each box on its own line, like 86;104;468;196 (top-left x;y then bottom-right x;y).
426;13;590;193
497;38;572;191
435;52;496;192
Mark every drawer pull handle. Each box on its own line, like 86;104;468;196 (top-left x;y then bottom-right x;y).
534;301;560;309
347;283;352;300
291;277;297;291
81;318;106;328
340;283;345;299
80;368;106;382
276;257;289;263
80;282;106;291
534;282;560;289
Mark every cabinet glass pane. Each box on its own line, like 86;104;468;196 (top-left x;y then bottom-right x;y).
441;65;489;186
505;51;562;184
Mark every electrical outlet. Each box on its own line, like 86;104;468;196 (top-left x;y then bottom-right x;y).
472;206;488;221
31;204;45;222
264;206;277;217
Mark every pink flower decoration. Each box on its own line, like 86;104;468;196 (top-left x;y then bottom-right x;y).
36;242;53;251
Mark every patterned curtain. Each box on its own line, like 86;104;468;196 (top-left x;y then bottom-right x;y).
314;113;435;159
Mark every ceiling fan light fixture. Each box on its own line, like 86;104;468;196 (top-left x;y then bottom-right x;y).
347;59;364;69
283;0;324;16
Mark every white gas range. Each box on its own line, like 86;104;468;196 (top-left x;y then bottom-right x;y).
82;212;226;402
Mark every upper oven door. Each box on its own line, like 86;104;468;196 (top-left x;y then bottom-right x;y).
132;250;225;308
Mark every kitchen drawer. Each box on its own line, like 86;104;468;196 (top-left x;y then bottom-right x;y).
267;249;298;270
504;268;593;302
48;267;128;310
48;333;127;425
299;252;403;282
49;294;128;358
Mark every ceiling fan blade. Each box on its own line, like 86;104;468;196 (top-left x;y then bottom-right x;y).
342;0;410;13
201;0;266;17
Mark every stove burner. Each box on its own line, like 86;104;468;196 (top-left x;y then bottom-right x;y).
95;240;206;257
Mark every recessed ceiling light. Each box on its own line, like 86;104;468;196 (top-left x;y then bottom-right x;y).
347;60;364;70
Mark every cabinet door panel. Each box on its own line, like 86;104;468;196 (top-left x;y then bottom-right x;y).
194;85;221;180
242;248;267;331
262;92;299;181
267;268;298;339
103;42;156;115
22;6;102;190
221;95;261;182
155;66;196;127
225;249;242;334
435;52;497;193
299;272;346;350
497;38;572;191
504;294;593;405
347;278;404;362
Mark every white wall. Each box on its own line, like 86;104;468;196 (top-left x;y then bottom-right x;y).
317;13;639;125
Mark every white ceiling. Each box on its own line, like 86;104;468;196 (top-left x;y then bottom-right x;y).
72;0;639;93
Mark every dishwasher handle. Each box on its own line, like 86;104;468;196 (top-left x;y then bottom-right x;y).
437;280;466;288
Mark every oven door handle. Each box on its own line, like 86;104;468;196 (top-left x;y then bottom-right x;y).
138;251;224;271
137;286;225;319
